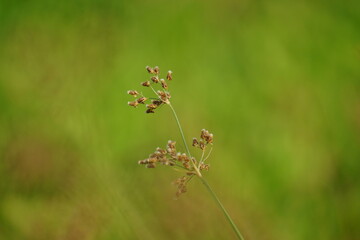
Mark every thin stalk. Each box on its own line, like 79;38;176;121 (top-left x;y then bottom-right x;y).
168;103;202;177
149;85;159;97
168;103;244;240
168;103;191;157
200;177;244;240
202;146;213;163
198;149;206;168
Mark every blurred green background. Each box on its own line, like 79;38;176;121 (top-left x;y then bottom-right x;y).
0;0;359;239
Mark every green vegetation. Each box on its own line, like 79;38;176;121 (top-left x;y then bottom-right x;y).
0;0;359;239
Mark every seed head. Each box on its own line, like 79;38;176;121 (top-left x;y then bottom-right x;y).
146;104;158;109
132;66;216;198
166;92;171;100
152;100;163;106
127;90;139;97
153;66;160;75
174;176;188;198
146;66;155;74
137;97;147;104
141;81;151;87
200;129;207;139
128;101;139;107
156;147;167;155
167;70;173;81
192;138;199;147
157;90;168;102
146;163;156;168
167;140;176;149
183;162;190;169
138;159;146;164
151;76;159;83
207;133;214;144
199;140;205;150
200;163;210;171
160;79;168;89
200;129;214;144
138;158;157;165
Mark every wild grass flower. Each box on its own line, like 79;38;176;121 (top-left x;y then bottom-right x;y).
127;66;245;240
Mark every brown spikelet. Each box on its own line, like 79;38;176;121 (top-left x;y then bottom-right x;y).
137;97;147;104
146;66;155;74
160;79;168;89
141;81;151;87
127;90;139;97
152;100;163;106
167;71;172;81
153;66;160;75
128;101;139;107
146;104;158;109
151;76;159;83
192;138;199;147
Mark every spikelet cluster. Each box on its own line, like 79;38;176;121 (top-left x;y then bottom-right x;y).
127;66;173;113
173;176;189;198
129;66;214;198
192;129;213;149
137;129;214;197
138;140;197;171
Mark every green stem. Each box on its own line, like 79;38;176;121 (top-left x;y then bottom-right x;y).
200;178;244;240
168;103;202;176
168;103;191;157
168;103;244;240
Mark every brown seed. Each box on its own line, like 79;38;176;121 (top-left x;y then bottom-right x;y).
146;104;158;109
153;66;160;75
146;108;155;113
148;158;158;163
141;81;151;87
137;97;147;104
183;162;190;169
192;138;199;147
151;76;159;83
167;140;176;149
160;79;168;89
138;159;147;164
156;147;167;155
146;163;156;168
200;129;207;140
206;133;214;144
146;66;155;74
200;129;214;144
128;101;139;107
127;90;139;97
157;90;166;100
199;141;205;150
152;100;163;106
165;92;171;100
167;70;172;81
157;90;170;102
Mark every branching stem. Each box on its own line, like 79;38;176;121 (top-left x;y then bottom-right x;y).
168;103;202;177
168;103;244;240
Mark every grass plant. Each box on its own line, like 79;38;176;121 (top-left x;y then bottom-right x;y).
127;66;245;240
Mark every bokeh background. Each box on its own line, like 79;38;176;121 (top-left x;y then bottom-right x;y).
0;0;359;239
